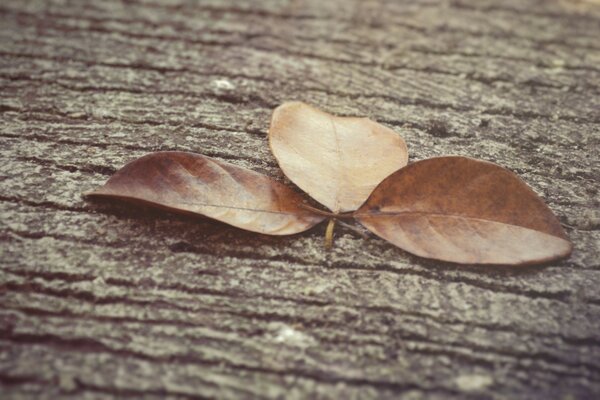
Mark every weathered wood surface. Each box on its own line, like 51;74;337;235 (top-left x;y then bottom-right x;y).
1;0;599;398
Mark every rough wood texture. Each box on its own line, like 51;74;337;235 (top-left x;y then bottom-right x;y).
1;0;599;398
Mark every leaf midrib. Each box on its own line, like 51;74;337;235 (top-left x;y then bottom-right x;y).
354;210;567;240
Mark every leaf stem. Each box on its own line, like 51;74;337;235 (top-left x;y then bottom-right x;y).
336;220;370;240
298;203;354;219
325;218;335;249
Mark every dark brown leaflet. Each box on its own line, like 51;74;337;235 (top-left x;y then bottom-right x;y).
86;151;324;235
354;156;572;265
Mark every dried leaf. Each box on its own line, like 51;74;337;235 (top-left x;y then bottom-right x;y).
85;103;573;266
269;102;408;213
355;156;572;265
86;151;324;235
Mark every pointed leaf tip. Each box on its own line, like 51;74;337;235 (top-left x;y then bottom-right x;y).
86;151;325;235
355;156;572;265
269;102;408;213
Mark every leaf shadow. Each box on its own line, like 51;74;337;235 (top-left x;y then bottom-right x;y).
347;228;563;277
85;198;325;255
406;251;561;277
86;198;570;276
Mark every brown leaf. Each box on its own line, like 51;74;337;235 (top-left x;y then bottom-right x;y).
269;102;408;213
354;156;572;265
86;151;324;235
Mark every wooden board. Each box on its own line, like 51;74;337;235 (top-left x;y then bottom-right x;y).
1;0;599;398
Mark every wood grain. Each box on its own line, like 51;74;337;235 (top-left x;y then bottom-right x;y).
1;0;599;399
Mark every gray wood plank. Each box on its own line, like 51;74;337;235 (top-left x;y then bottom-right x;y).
1;0;599;398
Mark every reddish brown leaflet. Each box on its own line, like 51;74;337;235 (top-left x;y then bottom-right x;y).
354;157;572;265
87;103;572;265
